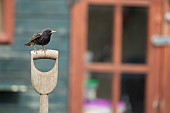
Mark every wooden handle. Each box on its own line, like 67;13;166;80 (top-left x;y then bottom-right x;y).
30;49;59;113
31;50;58;60
40;95;48;113
31;49;59;95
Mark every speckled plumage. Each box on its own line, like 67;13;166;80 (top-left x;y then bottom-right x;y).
25;28;56;50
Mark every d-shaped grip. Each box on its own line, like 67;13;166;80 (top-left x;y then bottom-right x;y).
31;50;58;60
31;49;59;95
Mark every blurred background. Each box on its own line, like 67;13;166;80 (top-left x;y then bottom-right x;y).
0;0;170;113
0;0;68;113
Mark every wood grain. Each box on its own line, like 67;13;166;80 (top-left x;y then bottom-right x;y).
40;95;48;113
31;49;58;60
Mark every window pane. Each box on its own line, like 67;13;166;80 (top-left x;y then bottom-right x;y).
84;72;112;113
122;7;148;64
121;74;146;113
87;5;114;63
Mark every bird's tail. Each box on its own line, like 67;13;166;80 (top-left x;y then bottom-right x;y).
24;42;32;46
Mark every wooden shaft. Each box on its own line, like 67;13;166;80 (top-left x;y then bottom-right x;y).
40;94;48;113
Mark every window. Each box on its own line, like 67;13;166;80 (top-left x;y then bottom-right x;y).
0;0;14;44
70;0;162;113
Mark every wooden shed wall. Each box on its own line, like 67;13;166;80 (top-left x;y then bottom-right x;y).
0;0;69;113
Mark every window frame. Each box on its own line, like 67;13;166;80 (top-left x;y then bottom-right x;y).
0;0;15;44
69;0;163;113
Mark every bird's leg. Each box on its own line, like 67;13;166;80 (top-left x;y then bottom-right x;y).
42;45;46;50
42;45;46;53
34;45;38;53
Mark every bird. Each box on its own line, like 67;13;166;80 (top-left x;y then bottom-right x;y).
25;28;56;52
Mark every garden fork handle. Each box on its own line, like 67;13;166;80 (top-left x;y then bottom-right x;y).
30;49;59;113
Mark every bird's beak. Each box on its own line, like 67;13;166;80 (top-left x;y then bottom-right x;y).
51;30;56;33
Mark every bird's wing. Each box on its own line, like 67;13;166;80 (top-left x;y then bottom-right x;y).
30;32;42;41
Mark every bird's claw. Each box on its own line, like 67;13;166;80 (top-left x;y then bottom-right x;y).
34;49;38;54
42;46;46;53
43;49;47;53
41;48;46;51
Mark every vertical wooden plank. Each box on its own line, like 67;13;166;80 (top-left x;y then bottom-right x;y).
0;0;2;31
112;5;122;113
69;1;87;113
146;0;162;113
161;0;170;113
2;0;14;43
113;6;122;65
162;48;170;113
112;72;121;113
78;1;88;113
69;3;81;113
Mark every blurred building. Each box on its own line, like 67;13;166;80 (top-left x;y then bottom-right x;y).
69;0;170;113
0;0;170;113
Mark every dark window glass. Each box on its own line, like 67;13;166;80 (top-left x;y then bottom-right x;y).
121;73;145;113
87;5;114;63
122;7;148;64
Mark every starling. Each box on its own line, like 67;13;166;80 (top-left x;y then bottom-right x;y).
25;28;56;51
